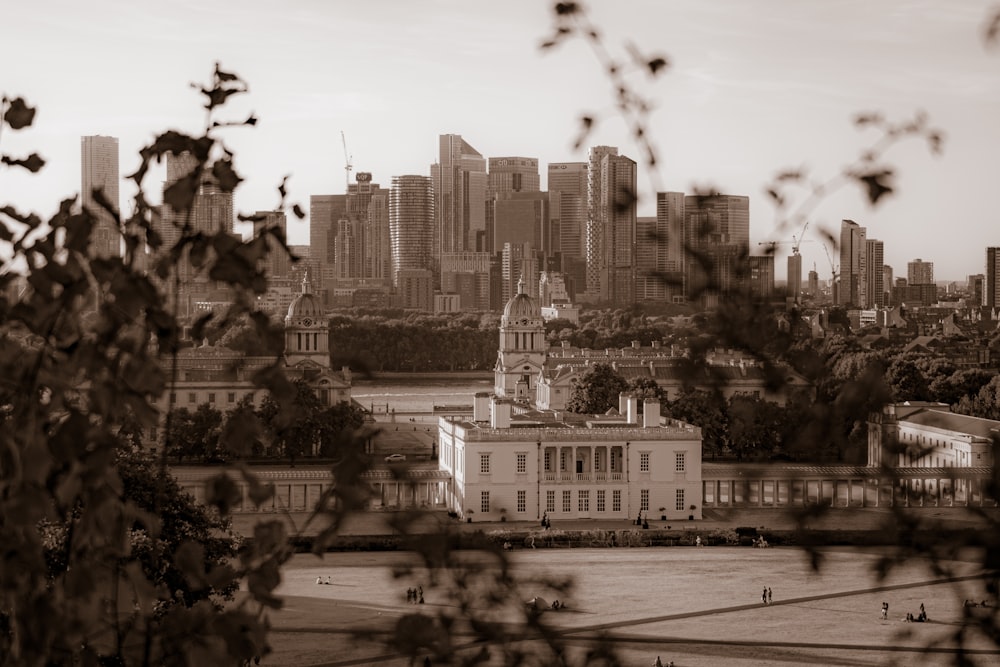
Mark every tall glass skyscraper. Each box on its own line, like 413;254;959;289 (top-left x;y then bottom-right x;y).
81;135;119;258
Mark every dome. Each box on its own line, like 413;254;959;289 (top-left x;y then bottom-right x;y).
286;270;323;319
287;292;322;319
503;292;539;321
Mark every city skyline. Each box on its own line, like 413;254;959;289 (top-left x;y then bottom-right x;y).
3;1;999;281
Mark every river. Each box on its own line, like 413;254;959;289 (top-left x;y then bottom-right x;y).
351;373;494;414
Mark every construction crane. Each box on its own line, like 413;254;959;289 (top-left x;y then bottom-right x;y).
340;130;353;193
822;242;839;285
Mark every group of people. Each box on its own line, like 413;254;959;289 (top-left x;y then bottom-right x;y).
540;512;551;530
314;576;332;585
652;657;674;667
903;603;928;623
754;536;769;548
407;586;424;604
761;587;773;604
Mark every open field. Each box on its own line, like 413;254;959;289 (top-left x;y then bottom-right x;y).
245;545;1000;666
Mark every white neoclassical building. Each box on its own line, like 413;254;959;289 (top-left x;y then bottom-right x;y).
440;282;703;522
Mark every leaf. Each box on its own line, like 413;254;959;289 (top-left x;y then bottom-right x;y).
555;2;579;15
855;169;895;205
205;472;242;516
163;173;199;213
174;541;208;590
1;153;45;173
647;56;669;75
985;9;1000;46
211;158;242;193
214;62;240;83
3;96;36;129
292;204;305;220
237;464;274;507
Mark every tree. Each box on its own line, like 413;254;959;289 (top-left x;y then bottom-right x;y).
668;388;728;458
566;362;629;414
258;378;327;463
629;376;665;409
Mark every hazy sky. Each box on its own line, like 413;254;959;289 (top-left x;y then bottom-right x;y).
3;0;999;281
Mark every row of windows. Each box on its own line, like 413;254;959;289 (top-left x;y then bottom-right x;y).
545;489;623;513
641;452;685;472
169;388;342;406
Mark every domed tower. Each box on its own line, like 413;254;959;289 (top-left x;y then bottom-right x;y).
494;278;546;400
284;271;330;368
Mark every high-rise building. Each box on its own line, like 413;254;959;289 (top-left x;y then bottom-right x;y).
365;186;391;281
683;194;750;305
389;175;434;287
907;258;934;286
987;248;1000;308
252;210;290;280
747;255;774;299
807;266;819;298
309;194;347;285
491;192;548;256
81;136;120;258
487;157;540;196
968;273;985;307
547;161;588;296
586;147;637;303
883;265;894;305
440;252;491;311
865;239;885;308
432;135;488;263
787;253;803;305
838;219;867;307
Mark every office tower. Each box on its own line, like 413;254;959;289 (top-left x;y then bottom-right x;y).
987;248;1000;308
389;175;434;287
787;253;803;305
907;258;934;285
491;192;548;256
865;239;885;308
440;252;491;311
585;146;618;297
808;267;819;298
432;135;488;263
968;273;985;307
747;255;774;299
309;194;348;285
252;211;290;279
501;242;539;302
538;271;570;305
487;157;540;196
365;187;391;280
586;147;637;303
883;265;894;305
81;135;120;258
396;269;433;310
683;194;750;305
838;219;867;307
635;192;685;303
547;161;588;295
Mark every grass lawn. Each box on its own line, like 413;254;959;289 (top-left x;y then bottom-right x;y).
242;545;999;666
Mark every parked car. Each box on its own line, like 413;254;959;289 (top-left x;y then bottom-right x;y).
384;453;407;463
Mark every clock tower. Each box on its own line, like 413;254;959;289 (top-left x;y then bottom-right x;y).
494;278;546;400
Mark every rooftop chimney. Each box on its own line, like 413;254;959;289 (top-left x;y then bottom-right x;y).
643;399;661;428
474;392;491;422
491;396;511;429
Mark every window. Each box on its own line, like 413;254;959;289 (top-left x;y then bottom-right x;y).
676;489;686;511
208;393;215;404
675;452;685;472
546;490;556;513
480;453;491;474
640;452;650;472
188;392;196;404
594;450;600;470
560;450;567;471
516;452;527;474
578;490;589;512
245;392;254;401
227;392;236;403
612;490;621;513
640;489;649;511
562;490;572;513
544;451;551;471
517;490;526;512
480;491;490;514
596;489;606;512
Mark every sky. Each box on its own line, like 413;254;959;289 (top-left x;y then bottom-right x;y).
2;0;999;282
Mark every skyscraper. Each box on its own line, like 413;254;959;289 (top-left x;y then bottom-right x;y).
787;253;803;305
585;146;618;297
81;136;119;258
586;147;637;303
487;157;540;196
987;247;1000;308
432;135;487;264
865;239;885;308
389;175;434;287
252;210;289;280
491;192;548;256
547;161;588;295
364;186;391;281
907;258;934;286
683;194;750;305
635;192;685;302
838;219;867;307
309;194;348;285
